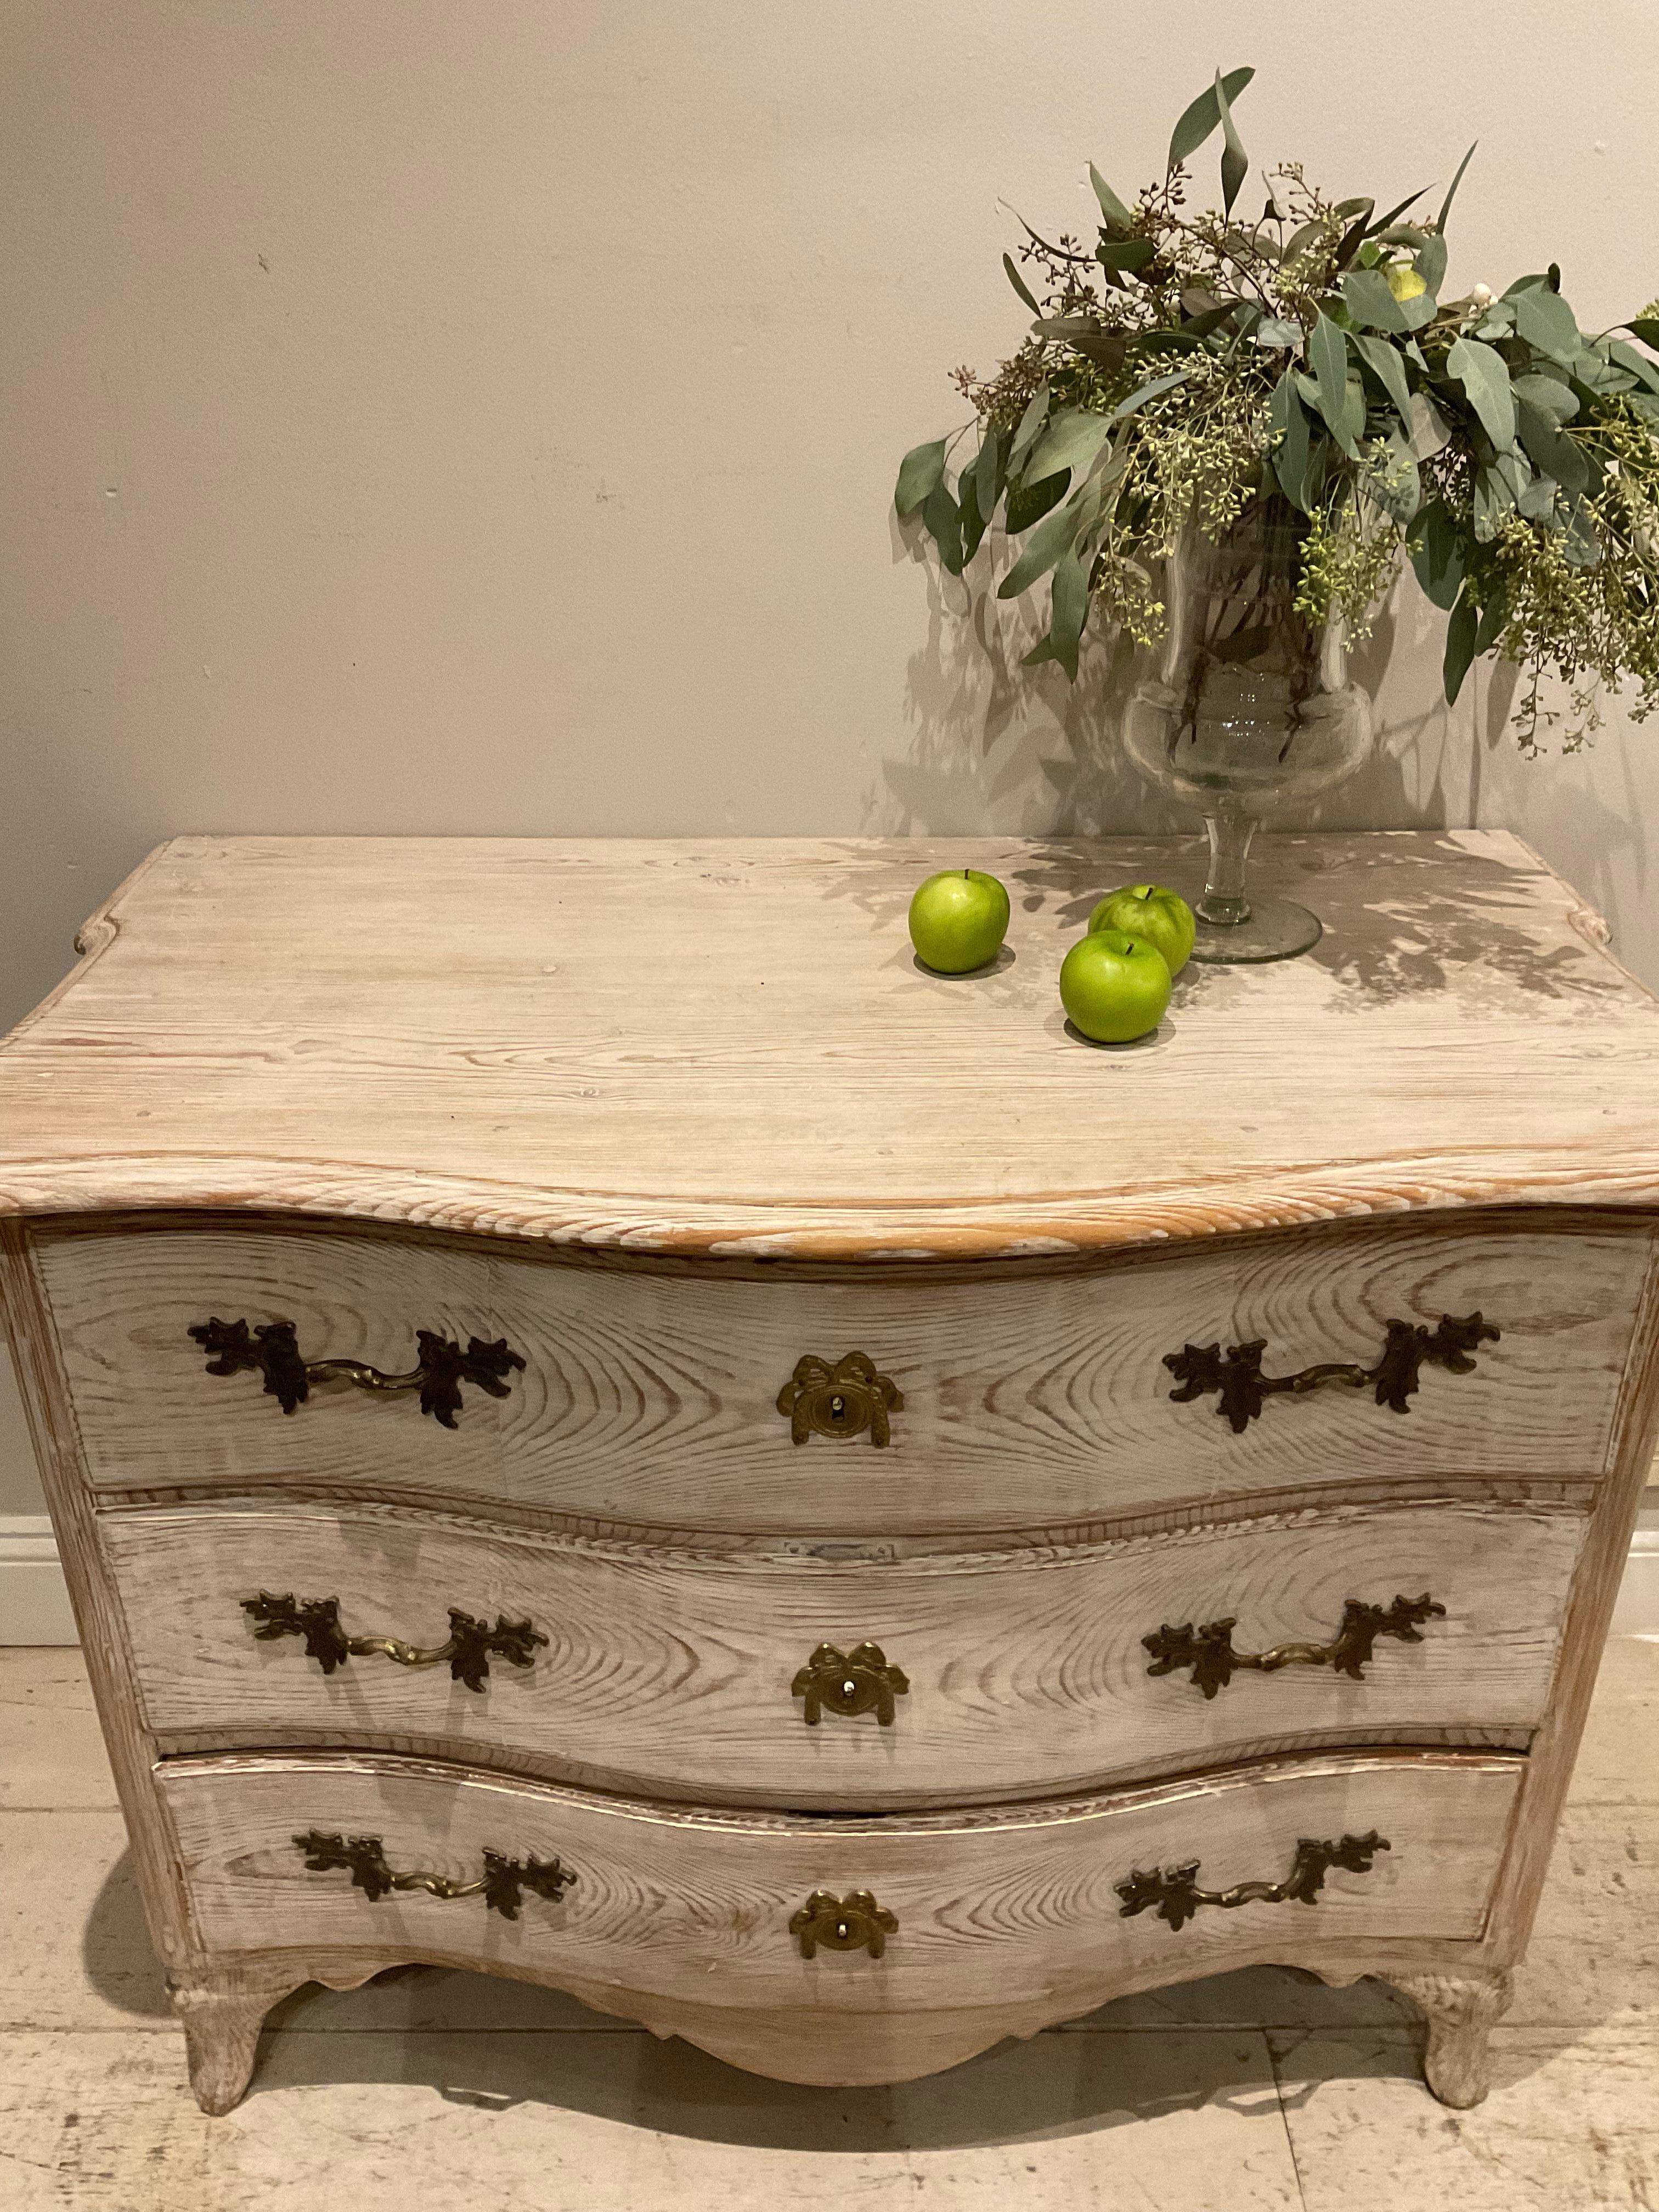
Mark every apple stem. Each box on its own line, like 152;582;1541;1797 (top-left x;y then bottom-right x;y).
964;868;970;878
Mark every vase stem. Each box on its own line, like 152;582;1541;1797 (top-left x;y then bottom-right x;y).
1199;810;1257;928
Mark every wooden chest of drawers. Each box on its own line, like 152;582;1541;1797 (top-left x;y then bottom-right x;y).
3;830;1658;2118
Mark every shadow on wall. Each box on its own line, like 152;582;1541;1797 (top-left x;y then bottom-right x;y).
870;517;1524;846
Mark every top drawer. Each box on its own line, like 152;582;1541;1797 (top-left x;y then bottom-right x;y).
35;1212;1652;1534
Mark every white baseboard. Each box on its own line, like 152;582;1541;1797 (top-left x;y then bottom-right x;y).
1612;1505;1659;1636
3;1513;1659;1649
0;1516;78;1644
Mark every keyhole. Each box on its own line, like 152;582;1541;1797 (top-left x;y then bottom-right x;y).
834;1920;851;1940
829;1394;845;1420
842;1679;857;1697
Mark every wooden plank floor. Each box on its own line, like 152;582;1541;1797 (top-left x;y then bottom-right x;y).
3;1640;1658;2210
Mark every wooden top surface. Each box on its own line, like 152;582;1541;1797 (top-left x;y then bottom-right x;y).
2;831;1657;1260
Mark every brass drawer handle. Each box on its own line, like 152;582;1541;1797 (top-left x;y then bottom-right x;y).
1144;1592;1445;1700
244;1590;547;1693
789;1889;898;1959
777;1353;903;1446
294;1830;575;1919
792;1641;910;1725
1117;1830;1389;1932
1165;1311;1499;1433
188;1317;526;1429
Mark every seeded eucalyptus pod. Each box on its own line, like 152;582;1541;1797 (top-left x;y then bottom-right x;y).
895;68;1659;749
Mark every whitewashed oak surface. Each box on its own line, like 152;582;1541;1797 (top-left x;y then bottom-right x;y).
3;832;1657;2113
105;1496;1582;1808
1;831;1657;1257
37;1214;1645;1529
160;1746;1523;2083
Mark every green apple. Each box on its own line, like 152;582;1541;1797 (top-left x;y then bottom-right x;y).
1088;883;1196;977
1060;928;1171;1042
908;868;1011;973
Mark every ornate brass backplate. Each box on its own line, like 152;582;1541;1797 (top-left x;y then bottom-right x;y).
791;1641;910;1725
1116;1830;1390;1932
188;1317;526;1429
789;1889;899;1959
293;1830;575;1920
244;1591;548;1692
1164;1311;1500;1433
776;1353;903;1446
1143;1592;1445;1699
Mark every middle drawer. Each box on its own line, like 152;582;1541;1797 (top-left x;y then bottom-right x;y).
105;1498;1583;1809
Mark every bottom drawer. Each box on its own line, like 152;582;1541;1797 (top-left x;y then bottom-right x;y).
161;1748;1522;2082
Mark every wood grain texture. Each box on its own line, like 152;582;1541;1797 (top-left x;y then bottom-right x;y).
3;832;1659;1259
1390;1968;1515;2108
105;1497;1583;1809
36;1211;1648;1530
0;1223;193;1968
159;1746;1523;2081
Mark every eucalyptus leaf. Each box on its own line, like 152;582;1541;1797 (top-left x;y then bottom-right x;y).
1366;186;1430;234
1447;335;1517;450
1443;588;1479;705
1438;142;1478;232
921;480;964;573
1342;267;1410;334
1408;500;1468;611
1003;469;1068;533
974;431;1003;530
1573;347;1637;396
1024;409;1113;484
1512;372;1578;424
1280;218;1329;262
1308;314;1360;450
1109;368;1194;421
1510;284;1581;363
1182;302;1245;338
1473;458;1520;541
1368;432;1420;524
1474;584;1509;653
1408;390;1452;460
1088;162;1136;231
1561;491;1603;568
1047;546;1091;678
1096;238;1158;273
957;467;988;565
1002;253;1040;314
895;438;949;520
1516;471;1560;523
1607;337;1659;396
1213;69;1248;216
1351;330;1413;420
1625;317;1659;351
997;487;1086;598
1515;397;1590;495
1254;317;1304;350
1269;369;1312;509
1008;384;1052;473
1415;232;1448;296
1167;66;1255;168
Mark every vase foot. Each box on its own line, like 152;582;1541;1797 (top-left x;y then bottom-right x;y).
1190;895;1322;964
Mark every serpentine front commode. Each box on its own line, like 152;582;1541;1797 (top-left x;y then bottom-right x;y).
2;831;1657;2118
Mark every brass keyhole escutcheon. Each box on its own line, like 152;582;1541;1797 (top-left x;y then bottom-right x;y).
792;1641;910;1725
789;1888;898;1959
777;1354;903;1446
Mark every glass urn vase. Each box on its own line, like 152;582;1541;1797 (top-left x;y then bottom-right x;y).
1120;497;1374;962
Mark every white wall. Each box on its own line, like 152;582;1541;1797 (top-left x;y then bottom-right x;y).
4;2;1659;1511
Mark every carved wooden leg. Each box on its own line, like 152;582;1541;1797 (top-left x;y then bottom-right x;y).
168;1970;292;2115
1389;1969;1515;2108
